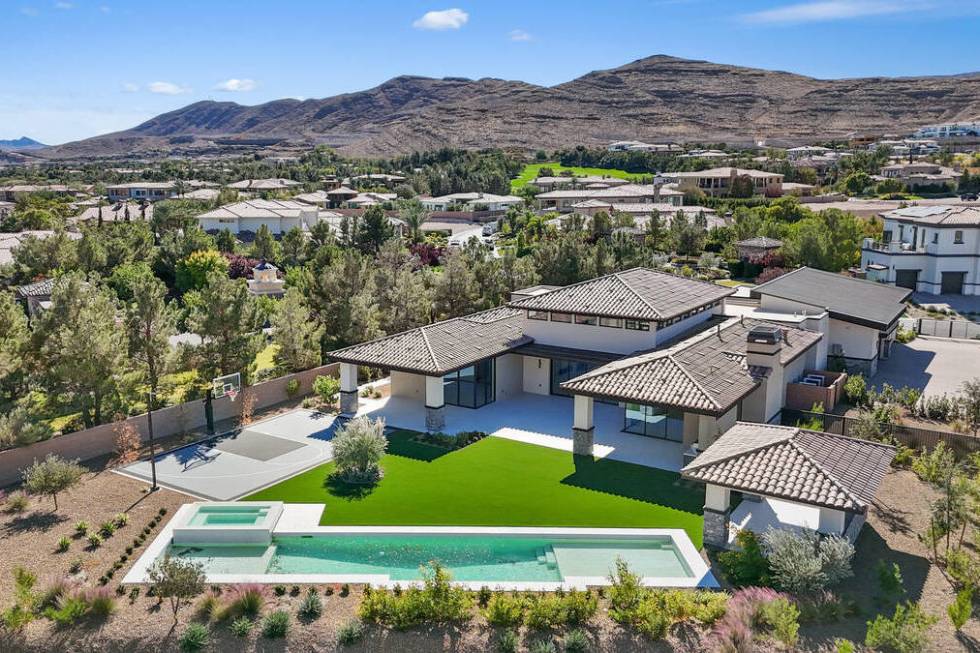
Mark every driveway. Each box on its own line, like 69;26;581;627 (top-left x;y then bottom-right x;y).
874;337;980;397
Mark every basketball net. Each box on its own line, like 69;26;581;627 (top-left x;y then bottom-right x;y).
228;389;239;403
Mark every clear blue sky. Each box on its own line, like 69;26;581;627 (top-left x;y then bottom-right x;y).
3;0;979;144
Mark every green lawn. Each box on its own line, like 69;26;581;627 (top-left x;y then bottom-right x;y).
511;162;650;192
246;433;704;547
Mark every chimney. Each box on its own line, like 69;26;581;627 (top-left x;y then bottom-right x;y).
745;325;783;369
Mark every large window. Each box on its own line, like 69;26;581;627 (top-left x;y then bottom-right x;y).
550;358;596;397
443;359;495;409
624;403;684;441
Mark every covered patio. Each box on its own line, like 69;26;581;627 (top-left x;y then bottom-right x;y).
353;391;685;472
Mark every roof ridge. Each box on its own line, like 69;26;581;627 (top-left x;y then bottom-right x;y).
614;270;661;318
684;425;797;471
671;354;723;411
417;325;440;372
787;439;865;508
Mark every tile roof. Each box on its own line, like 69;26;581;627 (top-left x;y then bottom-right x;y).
560;317;821;414
882;205;980;227
508;267;734;322
752;267;911;330
328;307;529;375
671;167;784;179
681;422;895;511
226;178;301;190
537;184;682;200
737;237;783;248
197;199;316;220
17;277;56;298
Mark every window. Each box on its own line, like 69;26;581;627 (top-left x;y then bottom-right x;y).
625;319;650;331
443;359;495;409
883;230;893;243
550;312;572;323
574;315;597;326
933;233;939;244
550;358;596;397
623;403;684;441
955;231;964;244
528;310;548;321
599;316;623;328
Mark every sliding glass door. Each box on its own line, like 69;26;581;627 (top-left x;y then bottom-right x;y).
550;359;595;397
624;403;684;441
443;359;495;409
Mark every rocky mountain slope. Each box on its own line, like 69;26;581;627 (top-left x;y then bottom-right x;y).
0;136;46;151
37;56;980;160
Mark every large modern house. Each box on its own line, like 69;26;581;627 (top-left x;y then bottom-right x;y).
668;168;784;198
328;268;828;467
861;205;980;296
196;199;404;236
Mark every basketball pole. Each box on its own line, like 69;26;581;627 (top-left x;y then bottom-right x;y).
205;387;215;435
146;390;159;492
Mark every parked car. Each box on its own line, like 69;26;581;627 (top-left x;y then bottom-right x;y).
961;193;978;201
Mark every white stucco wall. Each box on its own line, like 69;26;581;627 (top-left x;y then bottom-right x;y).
521;319;657;354
390;370;425;399
828;318;879;361
495;354;524;400
653;309;717;345
522;356;551;395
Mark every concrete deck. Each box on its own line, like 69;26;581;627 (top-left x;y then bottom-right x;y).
354;392;684;472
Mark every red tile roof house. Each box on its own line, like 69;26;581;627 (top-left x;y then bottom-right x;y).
328;268;831;471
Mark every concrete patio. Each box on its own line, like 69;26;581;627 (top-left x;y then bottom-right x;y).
353;392;685;472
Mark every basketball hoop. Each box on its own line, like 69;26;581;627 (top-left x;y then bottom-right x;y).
227;389;239;403
212;372;242;402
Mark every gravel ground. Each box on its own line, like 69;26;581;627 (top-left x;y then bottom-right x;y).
1;460;975;651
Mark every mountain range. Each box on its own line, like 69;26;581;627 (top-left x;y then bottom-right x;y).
0;137;47;151
35;55;980;160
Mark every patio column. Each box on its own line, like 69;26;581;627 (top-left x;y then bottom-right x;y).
703;484;731;548
425;375;446;432
572;394;594;456
339;363;359;415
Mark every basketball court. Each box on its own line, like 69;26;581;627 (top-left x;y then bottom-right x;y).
117;408;342;500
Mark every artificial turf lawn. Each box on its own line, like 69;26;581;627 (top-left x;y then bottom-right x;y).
245;432;705;548
511;162;649;191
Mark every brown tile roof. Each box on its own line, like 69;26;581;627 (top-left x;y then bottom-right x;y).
681;422;895;511
560;317;821;414
508;268;733;322
328;307;529;375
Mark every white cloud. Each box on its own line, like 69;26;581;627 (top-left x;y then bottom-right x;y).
412;8;468;30
214;78;257;92
20;7;39;16
99;4;110;12
741;1;928;24
509;29;532;41
147;81;190;95
54;1;73;9
121;82;139;93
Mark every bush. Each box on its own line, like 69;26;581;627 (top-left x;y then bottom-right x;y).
758;597;800;648
948;588;973;631
844;374;867;405
285;378;301;398
313;375;341;404
87;533;103;548
330;416;388;484
261;609;291;638
762;528;854;594
178;622;210;652
114;513;129;527
865;602;937;653
911;441;956;484
709;587;787;652
529;640;557;653
563;628;590;653
496;628;520;653
57;536;71;552
226;583;266;619
21;454;85;511
86;586;117;618
358;562;473;628
336;617;365;645
99;520;117;537
230;615;253;637
44;591;89;626
896;327;917;344
483;593;525;626
299;588;323;619
68;558;83;574
74;520;89;535
6;490;29;513
718;529;771;587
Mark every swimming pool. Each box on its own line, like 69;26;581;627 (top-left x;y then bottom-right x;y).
187;505;273;526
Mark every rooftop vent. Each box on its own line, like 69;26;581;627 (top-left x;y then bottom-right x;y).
747;325;782;345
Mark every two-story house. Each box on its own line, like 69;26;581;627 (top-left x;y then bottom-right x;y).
861;205;980;296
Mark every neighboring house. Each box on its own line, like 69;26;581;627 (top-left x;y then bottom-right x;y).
350;173;407;187
678;150;731;160
0;230;82;266
328;268;829;466
347;192;397;208
293;190;332;208
106;182;176;202
781;182;816;197
247;261;285;297
325;186;359;207
529;176;633;192
15;277;56;317
914;122;980;139
736;237;783;260
226;178;302;193
550;205;724;232
682;422;895;547
71;201;152;224
878;162;961;190
420;192;523;212
536;184;684;211
669;168;783;198
197;199;324;235
786;146;832;160
606;141;679;153
0;184;81;201
745;267;911;375
182;188;220;201
861;205;980;296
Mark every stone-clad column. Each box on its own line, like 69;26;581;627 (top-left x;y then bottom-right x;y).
572;394;594;456
339;363;359;415
425;375;446;432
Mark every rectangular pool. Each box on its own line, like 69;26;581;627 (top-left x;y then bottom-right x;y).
187;505;273;527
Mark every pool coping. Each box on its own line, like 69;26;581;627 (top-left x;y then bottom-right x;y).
124;503;718;590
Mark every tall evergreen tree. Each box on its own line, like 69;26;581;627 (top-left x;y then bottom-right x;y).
271;289;323;373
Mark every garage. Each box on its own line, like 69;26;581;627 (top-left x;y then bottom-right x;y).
941;271;966;295
895;269;920;290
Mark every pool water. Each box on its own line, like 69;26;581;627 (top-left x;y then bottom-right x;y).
169;534;693;582
186;505;272;527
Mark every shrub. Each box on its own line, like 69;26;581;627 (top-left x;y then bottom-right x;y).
86;586;117;618
911;441;956;484
358;562;472;628
797;590;856;623
948;588;973;631
718;529;771;587
195;592;222;622
896;327;917;344
21;454;85;511
231;615;253;637
762;528;854;594
758;597;800;648
876;560;905;597
44;590;89;627
477;585;492;606
226;583;266;619
113;421;142;466
313;375;341;404
178;622;210;652
285;378;301;398
261;609;290;638
336;617;365;645
148;555;207;624
844;374;867;405
483;593;525;626
273;584;286;596
526;594;565;630
607;558;647;623
709;587;787;653
57;536;71;552
836;639;857;653
99;520;117;537
496;628;519;653
68;558;83;574
529;639;557;653
865;602;937;653
331;416;388;484
299;588;323;619
114;513;129;527
6;491;29;513
87;533;103;548
563;628;590;653
74;520;89;535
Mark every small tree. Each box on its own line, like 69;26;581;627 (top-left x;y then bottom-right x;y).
21;455;84;511
331;416;387;483
948;588;973;631
148;555;206;624
113;420;142;466
762;528;854;594
312;375;341;407
960;378;980;435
